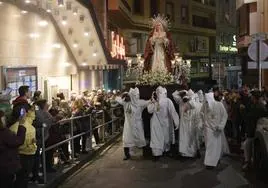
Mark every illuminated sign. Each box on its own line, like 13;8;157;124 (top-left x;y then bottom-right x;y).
110;31;125;60
218;35;237;53
219;45;238;52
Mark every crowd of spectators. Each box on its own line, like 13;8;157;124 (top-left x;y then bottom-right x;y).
220;85;268;170
0;86;123;187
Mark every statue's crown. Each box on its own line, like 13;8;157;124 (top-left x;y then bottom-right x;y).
150;14;170;30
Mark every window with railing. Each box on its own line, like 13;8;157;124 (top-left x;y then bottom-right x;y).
192;15;216;29
181;5;189;24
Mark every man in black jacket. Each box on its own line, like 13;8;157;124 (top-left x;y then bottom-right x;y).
0;110;26;188
243;90;268;170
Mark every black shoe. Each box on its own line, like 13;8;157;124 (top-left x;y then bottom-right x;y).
123;156;130;160
36;177;45;185
196;150;201;159
205;166;215;170
152;156;160;162
81;150;89;154
30;176;44;185
46;167;57;173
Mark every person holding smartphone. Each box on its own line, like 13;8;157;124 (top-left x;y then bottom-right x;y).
9;106;37;188
0;110;26;188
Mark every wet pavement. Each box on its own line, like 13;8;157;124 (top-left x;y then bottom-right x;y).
59;140;267;188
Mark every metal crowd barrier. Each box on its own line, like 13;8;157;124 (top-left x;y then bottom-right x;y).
40;107;124;184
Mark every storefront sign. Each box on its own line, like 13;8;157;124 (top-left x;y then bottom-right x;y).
218;35;237;53
219;45;238;52
110;31;125;60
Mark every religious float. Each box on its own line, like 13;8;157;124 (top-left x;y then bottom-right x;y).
124;15;191;100
122;16;192;150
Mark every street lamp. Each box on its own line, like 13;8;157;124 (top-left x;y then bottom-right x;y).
136;53;142;61
139;58;144;69
186;59;191;66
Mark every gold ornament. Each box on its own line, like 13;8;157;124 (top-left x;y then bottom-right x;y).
149;14;170;30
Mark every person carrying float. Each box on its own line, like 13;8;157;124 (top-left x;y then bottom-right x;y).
148;86;179;161
200;92;228;169
115;87;150;160
172;89;200;158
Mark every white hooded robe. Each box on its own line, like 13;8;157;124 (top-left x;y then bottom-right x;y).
148;86;180;156
201;92;228;167
173;90;199;157
116;88;149;148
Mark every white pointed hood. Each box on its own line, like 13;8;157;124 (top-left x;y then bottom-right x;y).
205;92;215;109
187;89;195;99
197;90;204;103
156;86;167;100
129;87;140;105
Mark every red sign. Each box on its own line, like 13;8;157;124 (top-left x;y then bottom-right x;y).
110;31;125;60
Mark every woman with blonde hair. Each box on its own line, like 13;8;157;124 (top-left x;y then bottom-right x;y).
72;98;89;155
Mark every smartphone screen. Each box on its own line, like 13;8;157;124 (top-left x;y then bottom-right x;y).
20;108;25;117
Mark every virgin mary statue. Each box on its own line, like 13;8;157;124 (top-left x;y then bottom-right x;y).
144;15;175;73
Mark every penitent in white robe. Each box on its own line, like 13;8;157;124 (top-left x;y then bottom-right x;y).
116;97;149;148
201;93;228;167
173;91;199;157
148;97;179;156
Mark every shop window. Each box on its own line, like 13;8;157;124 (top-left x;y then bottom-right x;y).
133;0;143;15
166;2;174;22
181;5;189;24
150;0;159;17
3;67;37;98
199;62;209;73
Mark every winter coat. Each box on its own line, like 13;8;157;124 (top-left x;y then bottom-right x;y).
9;110;37;155
73;108;90;132
35;109;55;146
0;125;26;175
245;102;267;138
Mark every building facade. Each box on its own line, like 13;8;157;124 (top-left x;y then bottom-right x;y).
0;0;121;101
92;0;217;87
215;0;240;89
236;0;268;87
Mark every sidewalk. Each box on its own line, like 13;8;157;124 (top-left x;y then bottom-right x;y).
29;132;122;188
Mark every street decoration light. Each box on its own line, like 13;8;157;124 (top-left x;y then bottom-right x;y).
171;53;191;85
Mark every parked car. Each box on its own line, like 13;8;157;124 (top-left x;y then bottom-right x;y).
254;117;268;172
